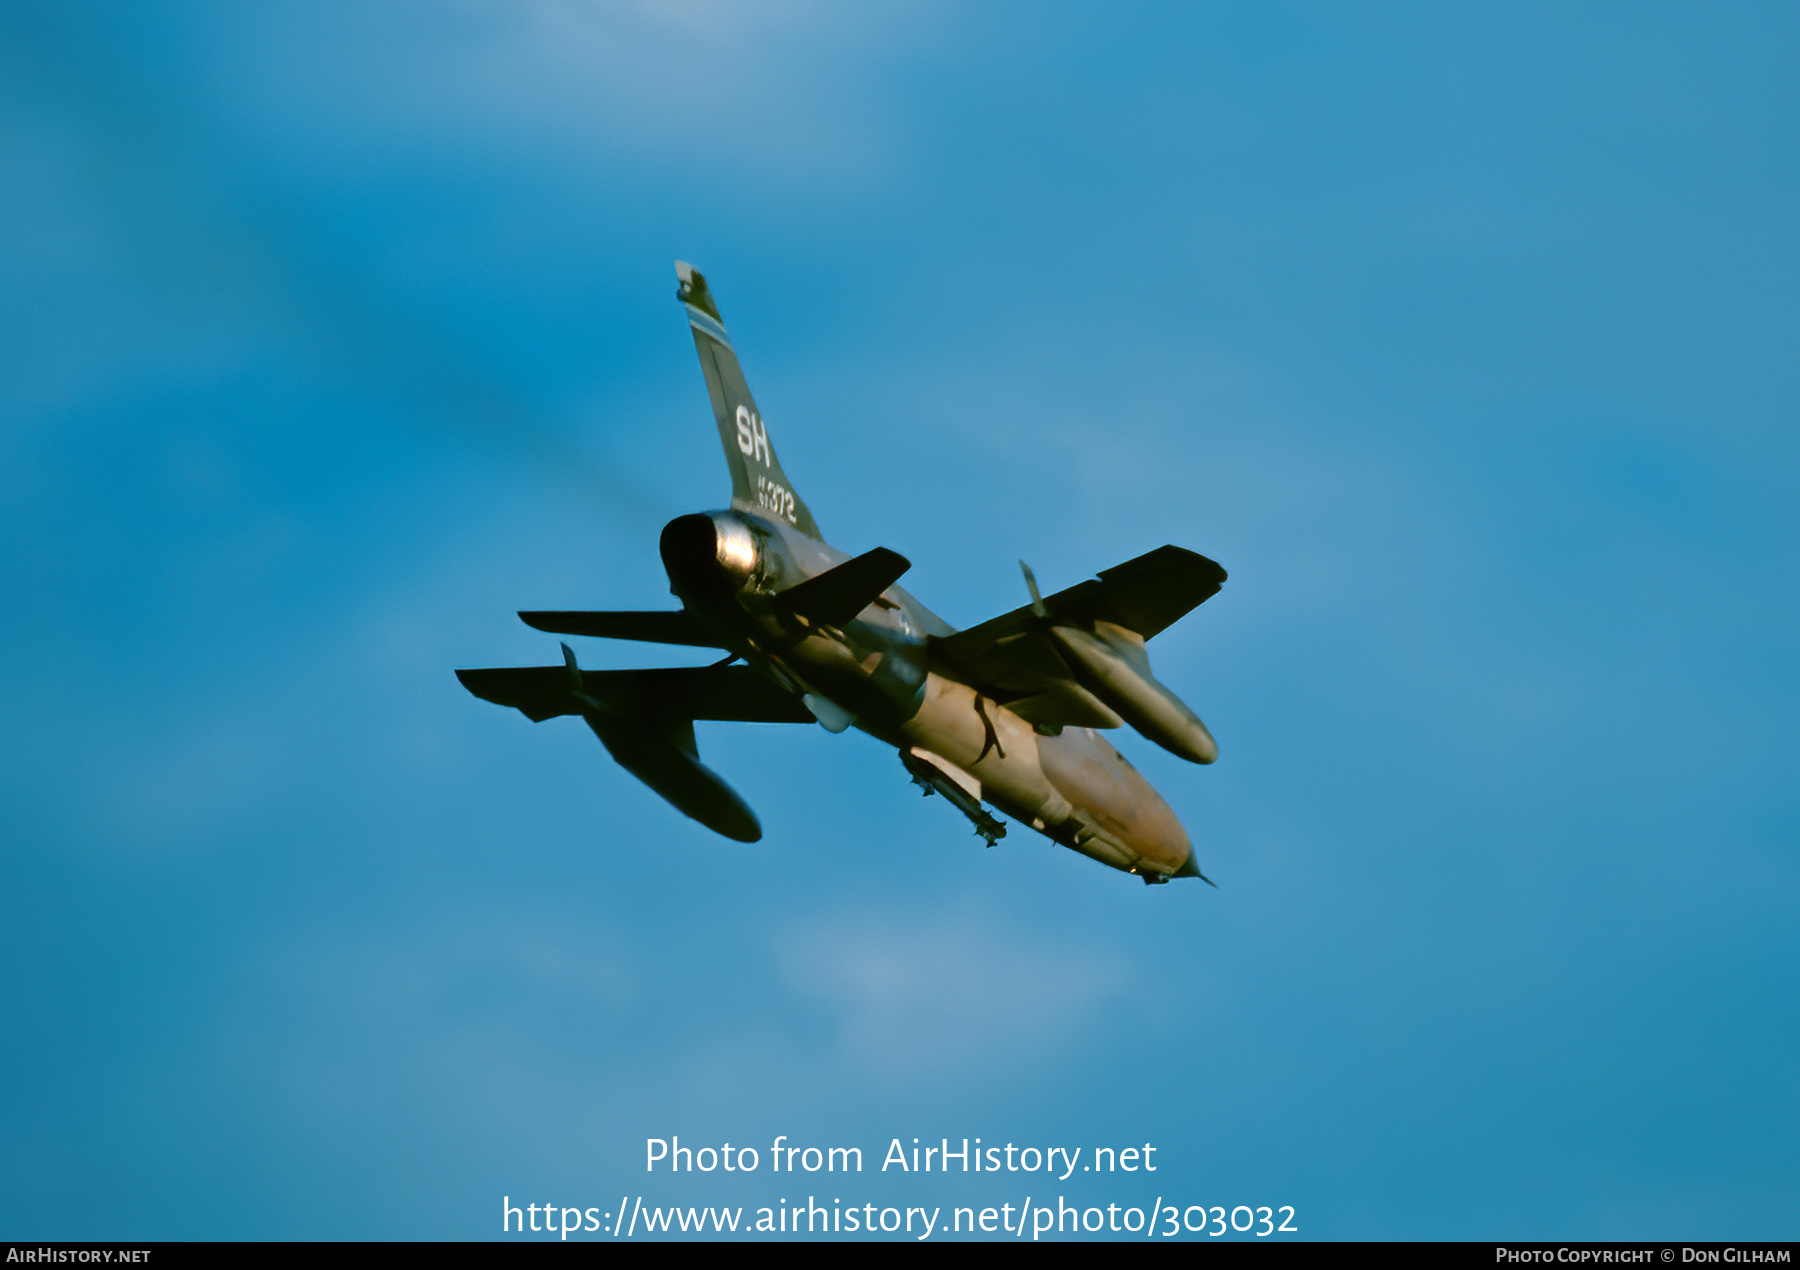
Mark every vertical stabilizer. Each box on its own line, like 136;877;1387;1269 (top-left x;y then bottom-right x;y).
675;262;821;538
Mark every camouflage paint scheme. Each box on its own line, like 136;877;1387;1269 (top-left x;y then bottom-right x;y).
458;264;1228;884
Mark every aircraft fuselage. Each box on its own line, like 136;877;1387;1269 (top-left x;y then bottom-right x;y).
459;261;1222;885
659;507;1195;881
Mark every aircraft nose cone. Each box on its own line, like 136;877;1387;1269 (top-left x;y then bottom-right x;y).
1174;850;1213;883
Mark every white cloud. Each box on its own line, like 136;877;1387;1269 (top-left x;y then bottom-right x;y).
202;0;944;193
780;903;1126;1074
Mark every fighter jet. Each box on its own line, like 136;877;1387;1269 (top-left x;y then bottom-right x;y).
457;263;1227;884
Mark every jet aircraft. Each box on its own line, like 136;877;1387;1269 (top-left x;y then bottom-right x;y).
457;263;1228;884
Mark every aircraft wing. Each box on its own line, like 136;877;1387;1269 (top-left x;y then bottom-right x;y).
929;545;1225;728
517;610;722;647
455;663;814;725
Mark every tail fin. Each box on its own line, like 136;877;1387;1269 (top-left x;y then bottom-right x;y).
675;262;822;538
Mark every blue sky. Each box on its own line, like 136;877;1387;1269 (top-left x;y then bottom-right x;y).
2;0;1795;1240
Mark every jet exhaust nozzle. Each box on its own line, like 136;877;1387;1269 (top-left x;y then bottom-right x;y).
660;512;758;600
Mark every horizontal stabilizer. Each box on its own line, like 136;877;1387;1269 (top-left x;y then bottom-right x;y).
775;547;911;628
518;610;722;647
455;664;813;724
